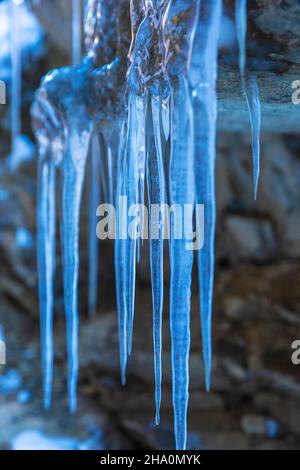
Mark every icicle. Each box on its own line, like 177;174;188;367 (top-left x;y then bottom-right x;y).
146;92;167;426
235;0;247;77
169;76;194;451
9;0;22;170
88;134;101;316
125;93;147;355
37;144;56;410
72;0;82;65
190;0;223;392
235;0;262;199
245;76;261;200
61;124;92;412
32;86;64;411
115;122;129;385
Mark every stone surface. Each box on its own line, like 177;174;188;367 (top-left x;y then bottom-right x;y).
29;0;300;132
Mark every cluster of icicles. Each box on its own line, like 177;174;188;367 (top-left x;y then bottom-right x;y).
30;0;261;450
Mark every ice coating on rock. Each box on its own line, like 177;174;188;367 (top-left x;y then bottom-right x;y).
235;0;262;199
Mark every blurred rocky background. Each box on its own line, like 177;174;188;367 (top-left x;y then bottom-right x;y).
0;0;300;450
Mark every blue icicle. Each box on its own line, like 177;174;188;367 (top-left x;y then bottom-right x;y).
61;126;92;412
9;0;22;170
37;145;56;410
190;0;223;392
72;0;82;65
235;0;262;199
98;134;109;205
146;94;166;426
235;0;247;77
88;134;101;316
169;76;194;450
107;146;115;205
126;94;147;356
245;76;261;200
115;122;129;385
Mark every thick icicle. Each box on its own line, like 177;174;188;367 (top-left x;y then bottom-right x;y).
61;125;92;412
146;93;167;425
115;122;129;385
125;0;174;420
125;94;147;355
72;0;82;65
122;0;153;356
235;0;247;77
169;76;194;451
88;134;101;316
235;0;262;199
190;0;222;392
32;85;64;411
163;0;201;447
37;144;56;410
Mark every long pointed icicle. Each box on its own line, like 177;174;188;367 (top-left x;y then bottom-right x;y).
9;0;22;168
126;94;147;356
146;94;166;426
191;0;222;392
37;145;56;410
115;122;129;385
169;76;194;451
88;134;101;316
62;126;92;412
245;76;261;200
235;0;247;77
235;0;262;199
72;0;82;65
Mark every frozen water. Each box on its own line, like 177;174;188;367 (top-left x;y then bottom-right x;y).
32;0;263;451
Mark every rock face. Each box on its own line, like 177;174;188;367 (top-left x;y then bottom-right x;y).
30;0;300;132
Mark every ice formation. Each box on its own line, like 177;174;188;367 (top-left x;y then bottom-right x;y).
32;0;130;413
235;0;261;199
32;0;262;450
72;0;82;65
